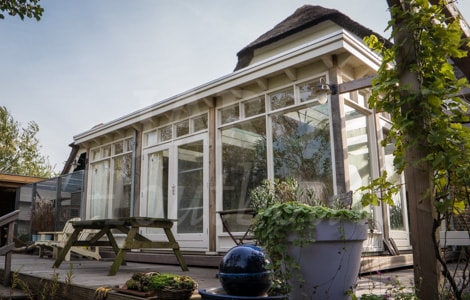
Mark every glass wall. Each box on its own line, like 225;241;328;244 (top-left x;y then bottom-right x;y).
272;106;332;200
221;117;267;212
344;103;373;209
88;137;134;219
219;76;333;233
15;170;84;241
177;141;204;233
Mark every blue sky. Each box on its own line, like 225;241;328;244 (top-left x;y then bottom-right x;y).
2;0;470;173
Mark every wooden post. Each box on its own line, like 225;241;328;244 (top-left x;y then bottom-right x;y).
328;55;347;194
387;1;441;298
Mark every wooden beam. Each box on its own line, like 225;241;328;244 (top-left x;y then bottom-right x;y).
329;55;347;194
203;97;215;108
354;65;370;78
284;68;297;81
338;76;374;94
321;56;334;68
256;78;268;91
230;89;242;99
338;53;353;68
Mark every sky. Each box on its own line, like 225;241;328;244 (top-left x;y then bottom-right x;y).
2;0;470;173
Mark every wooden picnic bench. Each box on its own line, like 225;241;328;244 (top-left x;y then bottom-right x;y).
0;210;19;286
52;217;188;275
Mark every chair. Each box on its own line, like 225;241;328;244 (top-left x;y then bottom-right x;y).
35;217;101;261
218;208;256;245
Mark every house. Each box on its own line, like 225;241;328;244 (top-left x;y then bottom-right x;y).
63;5;416;255
0;173;45;243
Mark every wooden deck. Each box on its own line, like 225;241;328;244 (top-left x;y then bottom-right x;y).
0;251;415;299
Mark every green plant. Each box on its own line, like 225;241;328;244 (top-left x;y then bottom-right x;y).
125;272;197;293
10;269;34;300
362;0;470;298
147;273;197;291
64;263;74;296
39;269;59;300
352;274;418;300
250;178;369;295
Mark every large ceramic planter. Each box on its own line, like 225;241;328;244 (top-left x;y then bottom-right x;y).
286;219;368;300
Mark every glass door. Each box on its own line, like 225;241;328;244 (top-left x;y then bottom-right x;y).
173;137;208;249
382;123;410;249
140;134;208;251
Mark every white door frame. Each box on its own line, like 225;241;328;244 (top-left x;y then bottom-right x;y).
140;133;209;251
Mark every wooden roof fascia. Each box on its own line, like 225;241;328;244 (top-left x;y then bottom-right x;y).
74;30;373;145
235;5;390;71
341;33;382;72
0;174;45;188
61;143;79;175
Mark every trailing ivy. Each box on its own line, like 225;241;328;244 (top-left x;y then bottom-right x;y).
251;179;369;295
361;0;470;298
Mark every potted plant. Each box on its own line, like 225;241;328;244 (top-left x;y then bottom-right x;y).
122;272;197;300
250;178;369;299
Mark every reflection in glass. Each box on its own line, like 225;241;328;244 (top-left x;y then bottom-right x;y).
89;160;110;218
193;114;208;132
221;105;240;124
112;153;132;218
299;80;319;102
270;88;294;110
177;141;204;234
146;150;169;219
244;97;265;117
176;120;190;137
272;105;332;202
383;128;406;230
160;125;172;142
222;117;267;231
345;104;371;208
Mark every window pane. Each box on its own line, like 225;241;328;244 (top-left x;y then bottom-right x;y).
146;150;169;219
193;114;208;132
146;130;158;147
222;117;267;232
114;141;123;155
269;88;294;110
160;125;172;142
111;153;132;218
176;120;189;137
125;138;133;152
383;127;406;230
103;145;111;158
299;80;319;102
272;106;333;202
244;97;265;117
89;160;110;218
345;104;371;208
220;105;239;124
91;149;100;161
177;141;204;234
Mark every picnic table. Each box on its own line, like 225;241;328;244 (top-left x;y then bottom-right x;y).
52;217;188;275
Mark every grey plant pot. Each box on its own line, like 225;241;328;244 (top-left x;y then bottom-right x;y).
286;219;368;300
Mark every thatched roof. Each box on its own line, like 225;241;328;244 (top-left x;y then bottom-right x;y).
234;5;389;71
